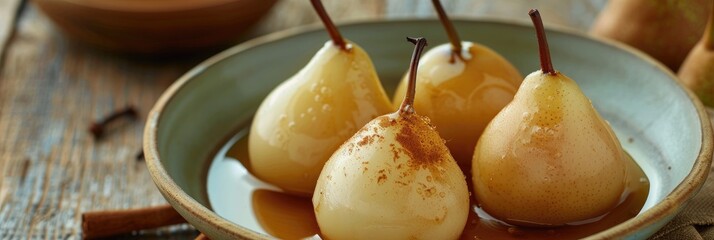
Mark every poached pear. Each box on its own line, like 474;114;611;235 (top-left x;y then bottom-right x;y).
313;37;469;240
249;0;392;196
679;3;714;107
471;10;628;226
392;0;522;170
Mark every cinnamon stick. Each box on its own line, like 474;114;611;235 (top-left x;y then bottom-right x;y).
82;204;186;239
195;233;211;240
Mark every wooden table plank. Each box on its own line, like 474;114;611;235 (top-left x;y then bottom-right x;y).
0;4;197;238
0;0;606;238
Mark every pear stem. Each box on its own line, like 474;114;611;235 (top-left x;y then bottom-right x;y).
431;0;463;61
310;0;347;50
704;2;714;50
528;9;555;75
400;37;428;114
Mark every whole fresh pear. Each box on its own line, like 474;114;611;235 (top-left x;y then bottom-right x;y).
392;0;522;170
590;0;712;70
472;10;628;226
679;4;714;106
313;37;469;240
249;0;392;196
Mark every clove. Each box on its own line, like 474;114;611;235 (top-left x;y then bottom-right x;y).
89;106;138;140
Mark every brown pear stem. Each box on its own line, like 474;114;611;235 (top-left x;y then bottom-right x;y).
431;0;463;60
705;2;714;50
310;0;347;50
399;37;428;114
528;9;555;75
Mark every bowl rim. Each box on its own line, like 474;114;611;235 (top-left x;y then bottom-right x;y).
143;18;713;239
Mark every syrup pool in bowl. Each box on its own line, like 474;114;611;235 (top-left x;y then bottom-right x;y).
205;126;649;240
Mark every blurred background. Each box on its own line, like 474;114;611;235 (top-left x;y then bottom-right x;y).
25;0;608;55
0;0;710;239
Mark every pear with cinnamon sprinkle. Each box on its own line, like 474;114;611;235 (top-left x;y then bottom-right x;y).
313;37;469;240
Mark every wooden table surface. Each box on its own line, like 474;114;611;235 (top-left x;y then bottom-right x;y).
0;0;656;238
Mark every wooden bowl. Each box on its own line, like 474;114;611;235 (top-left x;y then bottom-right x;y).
144;19;713;239
33;0;278;54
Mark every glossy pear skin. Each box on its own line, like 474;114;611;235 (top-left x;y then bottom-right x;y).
392;43;522;168
679;42;714;107
249;41;392;196
472;71;627;226
313;113;469;240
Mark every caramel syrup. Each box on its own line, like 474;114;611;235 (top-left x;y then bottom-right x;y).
206;132;648;240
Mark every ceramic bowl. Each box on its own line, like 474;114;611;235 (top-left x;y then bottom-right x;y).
33;0;278;54
144;19;713;239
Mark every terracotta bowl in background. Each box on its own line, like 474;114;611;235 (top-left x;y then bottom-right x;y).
33;0;278;54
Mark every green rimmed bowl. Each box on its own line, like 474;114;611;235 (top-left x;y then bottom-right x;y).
144;19;713;239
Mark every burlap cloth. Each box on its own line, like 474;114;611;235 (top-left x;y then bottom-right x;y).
651;111;714;240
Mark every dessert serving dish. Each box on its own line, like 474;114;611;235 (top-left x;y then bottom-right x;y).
144;19;713;239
